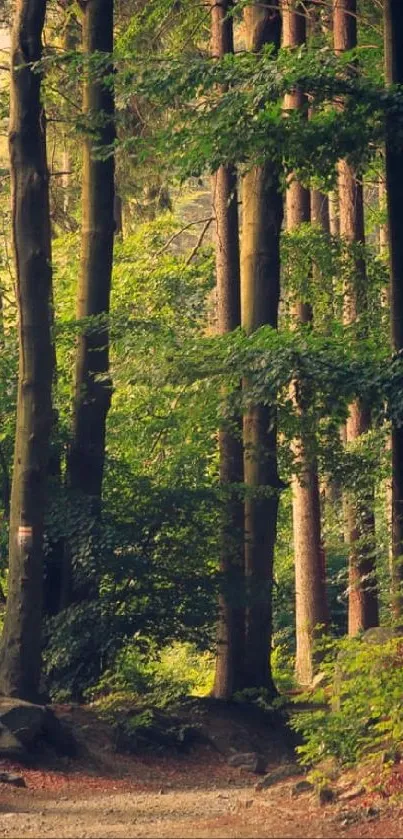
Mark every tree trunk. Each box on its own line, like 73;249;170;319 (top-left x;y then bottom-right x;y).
0;0;53;700
241;2;282;693
210;0;245;701
67;0;115;504
333;0;379;635
311;190;330;230
61;5;78;217
384;0;403;619
283;1;327;686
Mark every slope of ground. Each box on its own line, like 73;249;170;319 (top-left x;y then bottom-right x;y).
0;702;402;838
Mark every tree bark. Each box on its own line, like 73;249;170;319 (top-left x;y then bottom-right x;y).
67;0;115;504
384;0;403;620
210;0;245;701
0;0;53;700
283;0;327;687
333;0;379;635
241;2;282;693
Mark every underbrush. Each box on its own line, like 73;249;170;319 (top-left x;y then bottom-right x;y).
88;639;215;709
291;632;403;773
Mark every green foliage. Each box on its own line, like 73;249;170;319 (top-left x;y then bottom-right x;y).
292;634;403;768
90;639;214;707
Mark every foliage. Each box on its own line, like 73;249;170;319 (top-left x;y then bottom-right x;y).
91;639;214;708
292;634;403;768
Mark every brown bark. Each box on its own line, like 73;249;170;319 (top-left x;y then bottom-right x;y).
328;191;340;237
311;190;330;230
210;0;245;700
0;0;53;700
283;1;327;687
67;0;115;503
61;4;78;216
333;0;379;635
384;0;403;619
241;2;282;693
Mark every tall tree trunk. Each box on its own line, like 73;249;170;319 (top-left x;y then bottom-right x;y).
67;0;115;504
283;0;326;685
241;2;282;693
283;0;327;686
333;0;379;635
0;0;53;700
210;0;245;700
384;0;403;619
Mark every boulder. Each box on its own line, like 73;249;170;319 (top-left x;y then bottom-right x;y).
291;779;314;796
0;722;25;758
0;699;76;757
0;698;45;747
42;708;77;757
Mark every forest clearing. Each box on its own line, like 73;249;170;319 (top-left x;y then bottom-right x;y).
1;0;403;836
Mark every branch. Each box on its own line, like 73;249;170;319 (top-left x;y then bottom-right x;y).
185;217;213;264
156;216;214;256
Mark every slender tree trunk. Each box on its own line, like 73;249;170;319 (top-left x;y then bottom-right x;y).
61;4;77;217
384;0;403;619
328;191;340;237
0;0;53;700
67;0;115;504
241;2;282;693
283;1;327;686
311;190;330;230
333;0;379;635
210;0;245;700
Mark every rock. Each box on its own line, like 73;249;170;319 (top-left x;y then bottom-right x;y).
255;763;303;790
318;785;337;805
0;772;26;788
365;806;380;819
338;784;365;802
0;721;25;757
244;799;254;808
42;708;77;757
228;751;266;774
336;808;361;827
0;698;45;747
291;779;314;797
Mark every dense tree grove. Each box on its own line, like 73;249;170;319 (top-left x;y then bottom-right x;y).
0;1;402;766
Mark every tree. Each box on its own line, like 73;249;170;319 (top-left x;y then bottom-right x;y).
384;0;403;620
333;0;378;635
210;0;245;700
241;0;283;693
283;0;327;686
0;0;53;700
67;0;115;505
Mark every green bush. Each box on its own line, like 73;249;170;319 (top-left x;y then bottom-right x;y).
292;633;403;768
90;639;214;707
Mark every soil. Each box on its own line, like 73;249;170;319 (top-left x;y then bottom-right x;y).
0;702;402;839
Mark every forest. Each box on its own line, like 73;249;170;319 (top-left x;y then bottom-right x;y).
0;0;403;836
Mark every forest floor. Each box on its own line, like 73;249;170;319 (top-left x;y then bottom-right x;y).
0;702;402;839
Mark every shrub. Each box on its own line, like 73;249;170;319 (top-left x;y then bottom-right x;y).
90;638;214;707
292;633;403;768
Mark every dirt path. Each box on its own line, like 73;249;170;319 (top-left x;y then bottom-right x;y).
0;749;402;839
